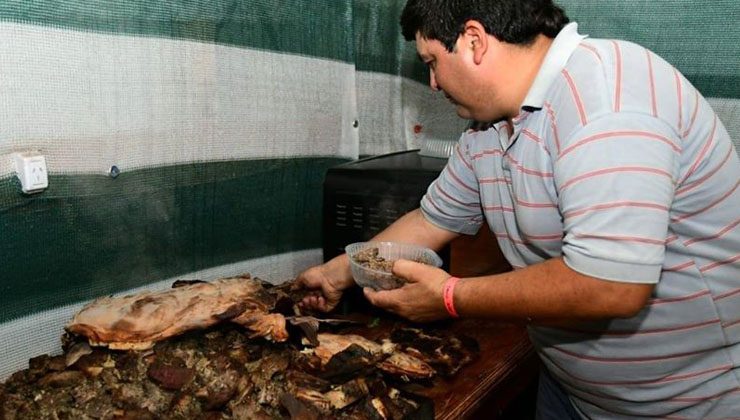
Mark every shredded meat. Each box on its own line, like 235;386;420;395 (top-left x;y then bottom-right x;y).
352;248;395;272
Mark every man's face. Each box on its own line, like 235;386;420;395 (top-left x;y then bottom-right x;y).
415;26;528;122
416;33;478;120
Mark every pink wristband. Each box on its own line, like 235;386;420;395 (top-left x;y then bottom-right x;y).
443;277;461;318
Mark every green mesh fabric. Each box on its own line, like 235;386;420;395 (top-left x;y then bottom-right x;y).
0;0;353;63
0;158;345;322
558;0;740;99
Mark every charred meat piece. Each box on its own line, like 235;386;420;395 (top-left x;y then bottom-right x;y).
324;378;370;410
66;275;288;349
390;327;478;377
146;357;194;390
171;279;208;288
65;342;93;367
308;333;392;365
285;370;332;393
281;376;374;416
377;352;435;381
342;385;434;420
37;370;86;388
287;316;361;346
299;333;394;380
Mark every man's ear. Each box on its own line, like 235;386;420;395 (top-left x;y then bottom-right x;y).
462;20;488;65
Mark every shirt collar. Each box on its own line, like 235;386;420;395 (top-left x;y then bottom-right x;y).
520;22;586;110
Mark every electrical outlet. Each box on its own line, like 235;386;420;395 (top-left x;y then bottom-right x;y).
13;152;48;194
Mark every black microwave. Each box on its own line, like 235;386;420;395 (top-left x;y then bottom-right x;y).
322;150;450;268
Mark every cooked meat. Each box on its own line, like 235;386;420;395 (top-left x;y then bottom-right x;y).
390;327;479;377
66;275;288;349
298;333;394;380
352;248;395;273
232;312;289;342
341;384;433;420
64;342;93;367
284;370;331;393
37;370;85;387
324;378;370;409
279;392;324;420
351;248;406;289
309;334;390;365
287;316;361;346
377;352;435;381
350;248;439;290
146;357;194;390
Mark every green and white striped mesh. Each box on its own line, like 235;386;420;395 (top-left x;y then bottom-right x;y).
0;0;737;378
0;0;358;378
557;0;740;149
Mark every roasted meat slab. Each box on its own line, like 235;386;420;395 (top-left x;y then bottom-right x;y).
66;275;288;350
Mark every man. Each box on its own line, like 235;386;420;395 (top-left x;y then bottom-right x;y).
298;0;740;418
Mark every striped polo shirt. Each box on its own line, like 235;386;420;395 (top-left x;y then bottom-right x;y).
420;23;740;418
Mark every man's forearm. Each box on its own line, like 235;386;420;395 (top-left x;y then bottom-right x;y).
454;257;654;324
371;208;459;251
325;208;459;284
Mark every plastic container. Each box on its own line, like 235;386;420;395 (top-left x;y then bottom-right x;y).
345;241;443;290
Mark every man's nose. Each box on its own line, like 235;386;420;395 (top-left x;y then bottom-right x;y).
429;70;440;91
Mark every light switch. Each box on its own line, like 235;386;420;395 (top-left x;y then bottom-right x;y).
13;152;48;194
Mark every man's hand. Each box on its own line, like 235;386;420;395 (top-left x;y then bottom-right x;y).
295;207;459;314
363;259;451;322
295;256;354;312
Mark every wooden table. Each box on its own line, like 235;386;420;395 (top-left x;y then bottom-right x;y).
341;222;538;419
422;320;537;419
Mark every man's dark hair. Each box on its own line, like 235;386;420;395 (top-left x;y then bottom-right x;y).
400;0;569;51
